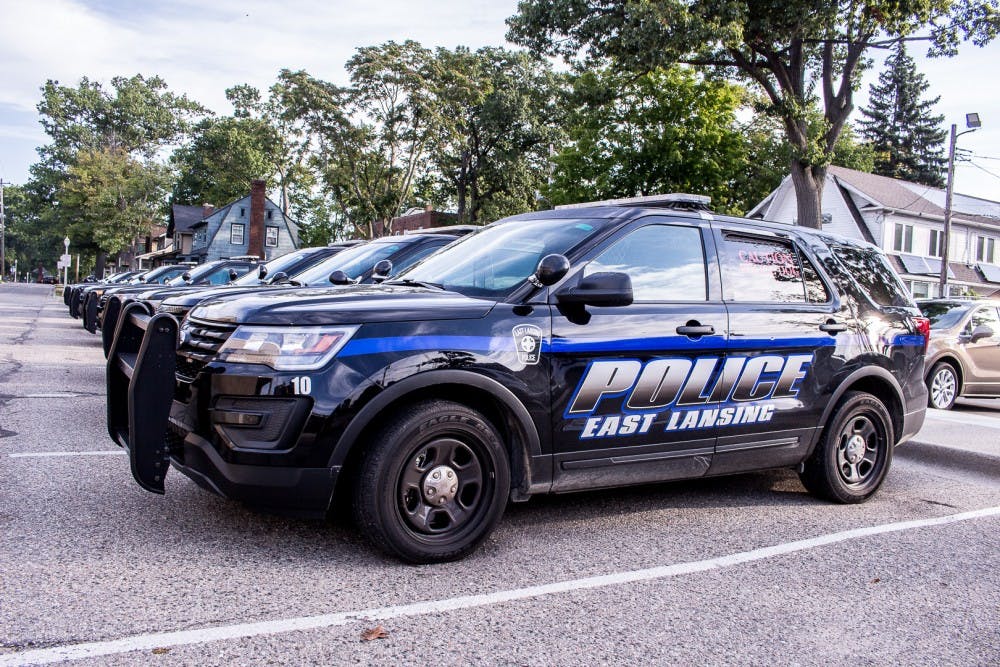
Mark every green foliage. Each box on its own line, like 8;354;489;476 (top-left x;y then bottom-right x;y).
508;0;1000;227
425;47;564;224
545;66;751;213
858;43;947;186
59;147;172;256
1;184;65;278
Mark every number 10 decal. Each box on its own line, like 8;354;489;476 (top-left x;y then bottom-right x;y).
290;376;312;395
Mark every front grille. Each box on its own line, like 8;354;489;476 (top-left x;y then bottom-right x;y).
176;317;237;382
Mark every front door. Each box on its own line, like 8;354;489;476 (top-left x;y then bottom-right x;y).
549;219;728;492
963;304;1000;394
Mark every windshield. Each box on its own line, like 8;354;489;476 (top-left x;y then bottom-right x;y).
166;261;225;286
397;218;606;297
139;265;186;284
294;241;405;286
919;301;971;330
233;250;315;286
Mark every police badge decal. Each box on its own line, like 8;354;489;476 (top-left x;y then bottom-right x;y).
512;324;542;365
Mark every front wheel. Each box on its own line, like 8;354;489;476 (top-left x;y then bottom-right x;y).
799;391;893;503
927;362;959;410
353;400;511;563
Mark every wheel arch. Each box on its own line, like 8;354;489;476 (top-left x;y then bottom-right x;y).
814;367;906;450
925;354;964;388
328;369;544;503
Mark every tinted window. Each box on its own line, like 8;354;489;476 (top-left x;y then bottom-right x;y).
799;252;830;304
585;224;707;301
920;302;971;330
967;306;1000;335
832;245;912;307
720;234;812;303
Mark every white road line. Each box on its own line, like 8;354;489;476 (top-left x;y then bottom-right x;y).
925;409;1000;430
2;505;998;667
8;451;125;458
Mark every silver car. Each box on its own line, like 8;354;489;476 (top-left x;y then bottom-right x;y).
918;299;1000;409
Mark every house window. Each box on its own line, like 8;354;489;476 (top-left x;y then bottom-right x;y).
230;223;245;245
240;207;246;218
266;210;274;220
910;281;931;299
893;223;913;253
976;236;996;263
265;226;279;247
928;229;943;257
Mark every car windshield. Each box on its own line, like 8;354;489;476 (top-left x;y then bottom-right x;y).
232;250;314;286
139;266;184;283
166;261;225;286
396;218;607;298
294;241;405;286
919;301;971;330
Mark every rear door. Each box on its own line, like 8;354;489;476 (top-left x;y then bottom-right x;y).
963;304;1000;394
709;228;846;475
549;217;728;491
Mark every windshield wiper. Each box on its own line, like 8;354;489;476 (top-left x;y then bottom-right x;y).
386;278;445;290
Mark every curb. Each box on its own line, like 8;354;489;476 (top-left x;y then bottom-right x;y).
896;439;1000;478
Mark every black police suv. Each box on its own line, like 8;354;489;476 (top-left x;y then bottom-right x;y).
66;270;145;317
107;194;929;563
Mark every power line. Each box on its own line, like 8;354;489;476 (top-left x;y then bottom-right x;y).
968;161;1000;182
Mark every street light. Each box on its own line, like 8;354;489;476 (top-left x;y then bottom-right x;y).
62;236;70;286
939;113;981;296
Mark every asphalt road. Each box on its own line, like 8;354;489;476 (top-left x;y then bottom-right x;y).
1;282;998;666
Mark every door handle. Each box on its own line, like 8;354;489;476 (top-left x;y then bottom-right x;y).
819;320;847;334
676;324;715;337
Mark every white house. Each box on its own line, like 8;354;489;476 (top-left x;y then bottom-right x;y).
749;165;1000;298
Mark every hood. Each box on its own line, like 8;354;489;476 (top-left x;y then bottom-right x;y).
163;283;275;307
190;284;496;325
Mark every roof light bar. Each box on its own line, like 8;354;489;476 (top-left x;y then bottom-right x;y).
555;193;712;211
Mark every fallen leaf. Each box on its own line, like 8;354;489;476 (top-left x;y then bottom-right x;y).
872;578;881;584
152;647;171;655
361;624;389;642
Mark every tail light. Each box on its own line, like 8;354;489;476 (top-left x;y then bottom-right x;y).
913;316;931;353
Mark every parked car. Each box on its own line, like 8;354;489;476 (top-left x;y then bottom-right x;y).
108;194;929;563
917;299;1000;409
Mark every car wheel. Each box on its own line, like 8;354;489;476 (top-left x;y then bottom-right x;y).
353;400;510;563
927;362;958;410
799;391;893;504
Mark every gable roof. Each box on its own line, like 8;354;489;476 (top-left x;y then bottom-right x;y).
828;165;1000;226
169;204;206;236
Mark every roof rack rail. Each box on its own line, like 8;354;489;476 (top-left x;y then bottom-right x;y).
555;193;712;211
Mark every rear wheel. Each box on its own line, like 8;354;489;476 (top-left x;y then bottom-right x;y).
352;400;510;563
799;391;893;503
926;362;959;410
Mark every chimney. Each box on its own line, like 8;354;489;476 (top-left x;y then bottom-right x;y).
248;180;266;259
202;203;215;219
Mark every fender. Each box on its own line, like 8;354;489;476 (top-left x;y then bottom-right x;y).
924;353;965;383
327;368;547;496
809;365;906;454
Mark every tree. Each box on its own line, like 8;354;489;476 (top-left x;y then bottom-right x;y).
278;42;445;238
425;47;564;224
31;74;206;274
858;42;947;186
507;1;1000;228
545;65;751;213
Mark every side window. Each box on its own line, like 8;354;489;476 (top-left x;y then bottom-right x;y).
206;267;234;285
393;243;447;275
584;224;707;302
831;245;912;307
719;234;823;303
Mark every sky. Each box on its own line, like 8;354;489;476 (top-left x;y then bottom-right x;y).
1;0;999;204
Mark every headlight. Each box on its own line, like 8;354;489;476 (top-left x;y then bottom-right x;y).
216;326;359;370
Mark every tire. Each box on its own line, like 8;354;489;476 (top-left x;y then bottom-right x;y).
352;400;510;563
799;391;894;504
926;362;959;410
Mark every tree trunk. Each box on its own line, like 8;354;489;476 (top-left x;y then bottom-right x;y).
457;150;469;224
789;160;826;230
94;250;107;279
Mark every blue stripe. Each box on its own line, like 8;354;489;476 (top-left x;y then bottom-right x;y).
341;336;513;357
892;335;925;346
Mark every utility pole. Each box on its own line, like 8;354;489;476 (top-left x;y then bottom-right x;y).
1;178;7;282
939;113;981;296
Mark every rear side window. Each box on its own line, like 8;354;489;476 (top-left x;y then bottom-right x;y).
719;234;829;303
832;245;912;307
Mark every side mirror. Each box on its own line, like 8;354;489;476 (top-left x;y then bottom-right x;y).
329;270;352;285
556;271;633;308
266;271;289;285
258;265;268;280
970;324;995;343
531;254;570;287
227;268;239;282
372;259;393;283
181;271;192;283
